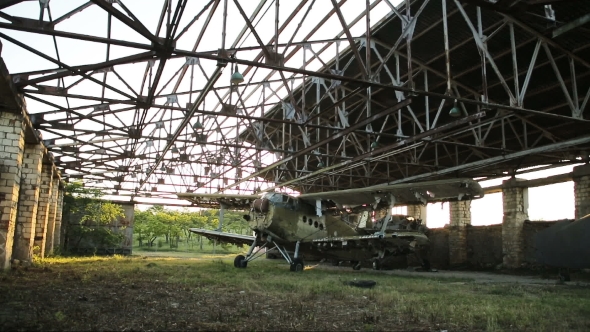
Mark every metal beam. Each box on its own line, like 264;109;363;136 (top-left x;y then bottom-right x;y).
483;172;573;194
0;0;27;10
382;134;590;186
264;111;487;191
220;99;412;191
552;13;590;38
330;0;367;79
138;65;225;190
90;0;160;45
13;51;155;87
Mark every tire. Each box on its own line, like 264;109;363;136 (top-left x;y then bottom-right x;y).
422;259;431;272
347;280;377;288
234;255;247;268
290;258;304;272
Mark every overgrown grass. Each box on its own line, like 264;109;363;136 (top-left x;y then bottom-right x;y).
2;256;590;331
133;236;244;255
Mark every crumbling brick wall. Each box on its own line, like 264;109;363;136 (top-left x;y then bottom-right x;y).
426;220;576;270
427;228;449;269
522;219;570;265
466;225;503;269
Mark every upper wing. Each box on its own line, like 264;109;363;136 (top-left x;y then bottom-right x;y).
299;178;483;207
189;228;255;246
177;193;260;210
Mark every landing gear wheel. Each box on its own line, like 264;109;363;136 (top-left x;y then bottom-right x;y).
422;259;431;272
234;255;247;268
290;258;304;272
372;260;381;270
331;259;340;266
352;261;362;271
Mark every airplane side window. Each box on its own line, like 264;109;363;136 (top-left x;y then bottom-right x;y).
308;219;313;226
314;221;318;228
319;224;324;230
302;216;306;223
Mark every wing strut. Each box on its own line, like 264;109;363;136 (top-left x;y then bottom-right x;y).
216;203;226;231
378;194;396;237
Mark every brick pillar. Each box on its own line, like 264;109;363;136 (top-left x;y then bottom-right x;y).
33;164;53;258
448;200;471;266
53;187;64;251
120;203;135;255
502;178;529;269
0;112;25;269
573;164;590;220
44;177;59;256
12;144;43;262
407;204;427;224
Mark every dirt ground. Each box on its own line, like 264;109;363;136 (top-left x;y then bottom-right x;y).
1;256;589;331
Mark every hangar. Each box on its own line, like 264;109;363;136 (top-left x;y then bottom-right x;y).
0;0;589;269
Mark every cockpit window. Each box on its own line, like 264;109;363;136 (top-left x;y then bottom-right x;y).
265;193;289;203
264;193;297;209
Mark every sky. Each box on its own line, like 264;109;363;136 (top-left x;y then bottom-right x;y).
0;1;581;227
424;164;577;228
0;0;398;199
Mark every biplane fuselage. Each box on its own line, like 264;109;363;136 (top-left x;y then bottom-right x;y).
247;192;429;262
179;177;483;271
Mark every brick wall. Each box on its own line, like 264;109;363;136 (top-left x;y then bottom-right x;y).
574;165;590;220
466;224;503;268
427;228;449;269
450;201;471;226
0;112;25;269
33;165;53;257
502;179;529;268
12;144;43;261
53;189;64;250
522;220;566;265
44;177;59;256
449;201;471;265
426;221;575;270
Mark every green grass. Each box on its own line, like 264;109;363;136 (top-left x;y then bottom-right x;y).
1;255;589;331
133;236;244;255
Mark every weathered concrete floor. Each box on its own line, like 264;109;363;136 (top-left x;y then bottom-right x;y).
316;264;590;286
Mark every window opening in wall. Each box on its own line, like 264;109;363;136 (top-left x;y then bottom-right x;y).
528;182;574;221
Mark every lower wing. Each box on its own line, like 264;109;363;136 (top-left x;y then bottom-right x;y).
189;228;255;246
311;231;428;250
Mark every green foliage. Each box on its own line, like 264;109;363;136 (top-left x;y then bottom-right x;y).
133;206;249;252
63;181;126;252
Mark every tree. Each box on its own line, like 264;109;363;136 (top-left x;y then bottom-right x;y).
62;181;125;253
134;209;167;247
132;206;250;252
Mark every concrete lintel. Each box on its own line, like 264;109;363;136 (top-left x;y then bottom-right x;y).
484;172;573;194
